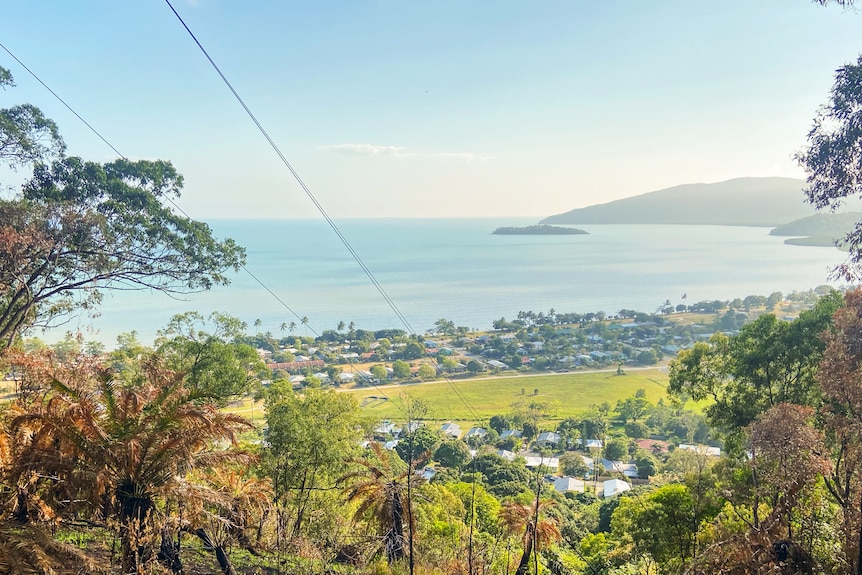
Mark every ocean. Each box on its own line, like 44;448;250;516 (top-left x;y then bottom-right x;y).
39;218;846;347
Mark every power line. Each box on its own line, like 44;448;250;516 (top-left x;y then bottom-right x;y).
163;0;415;337
0;41;317;338
162;0;486;423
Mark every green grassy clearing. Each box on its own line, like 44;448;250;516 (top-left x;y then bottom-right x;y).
344;368;670;426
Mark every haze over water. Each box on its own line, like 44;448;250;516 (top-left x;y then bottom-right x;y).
44;219;845;347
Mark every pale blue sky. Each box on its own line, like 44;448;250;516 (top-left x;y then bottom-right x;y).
1;1;860;218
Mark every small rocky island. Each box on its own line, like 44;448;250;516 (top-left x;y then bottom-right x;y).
493;224;589;235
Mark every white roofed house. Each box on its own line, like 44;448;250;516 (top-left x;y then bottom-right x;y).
536;431;561;448
678;444;721;457
441;422;462;439
464;427;488;441
602;459;638;478
553;476;585;493
500;429;523;440
523;455;559;470
603;478;631;498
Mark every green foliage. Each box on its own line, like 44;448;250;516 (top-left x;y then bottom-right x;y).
797;53;862;279
0;155;246;346
395;425;439;464
0;66;65;170
434;439;471;469
417;363;436;380
604;437;629;461
559;452;591;477
263;388;361;537
669;292;841;448
611;483;708;570
156;311;265;401
392;359;411;379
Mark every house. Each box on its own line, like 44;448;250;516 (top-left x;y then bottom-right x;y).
553;476;585;493
497;450;518;462
384;440;400;450
536;431;561;448
523;455;559;470
441;422;462;439
486;360;509;370
679;444;721;457
267;360;325;373
374;421;397;436
464;427;488;440
602;459;639;478
577;439;603;450
636;438;669;454
500;429;523;440
603;478;631;498
419;466;437;481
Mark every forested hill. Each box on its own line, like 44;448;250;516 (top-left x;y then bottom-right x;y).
541;177;817;226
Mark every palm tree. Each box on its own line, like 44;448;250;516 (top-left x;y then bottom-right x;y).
9;356;253;574
301;316;309;337
280;322;288;334
337;320;346;332
339;443;415;564
498;499;561;575
289;321;297;334
181;468;273;575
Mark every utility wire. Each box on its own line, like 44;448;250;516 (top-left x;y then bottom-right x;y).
0;41;317;338
163;0;415;336
163;0;486;423
1;39;404;412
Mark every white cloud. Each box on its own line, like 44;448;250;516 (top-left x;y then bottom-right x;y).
319;144;492;161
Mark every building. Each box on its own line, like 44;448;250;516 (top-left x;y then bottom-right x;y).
441;422;462;439
603;478;631;498
554;476;585;493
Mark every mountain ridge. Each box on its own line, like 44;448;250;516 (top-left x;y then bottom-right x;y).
541;177;819;227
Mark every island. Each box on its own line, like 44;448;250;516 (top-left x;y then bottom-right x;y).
492;224;588;235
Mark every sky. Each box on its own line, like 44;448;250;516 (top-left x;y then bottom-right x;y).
1;1;861;219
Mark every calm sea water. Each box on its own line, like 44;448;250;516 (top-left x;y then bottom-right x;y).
42;218;845;347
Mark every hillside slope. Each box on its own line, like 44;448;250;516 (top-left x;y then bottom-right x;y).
541;177;815;226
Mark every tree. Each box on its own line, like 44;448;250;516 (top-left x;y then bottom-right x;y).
155;312;265;402
434;439;471;470
340;443;417;564
8;353;252;574
395;425;439;465
615;395;651;423
392;359;412;379
611;484;702;571
433;318;456;336
669;292;841;449
402;341;425;360
559;452;590;477
797;53;862;279
604;437;629;461
498;498;561;575
263;388;360;540
817;288;862;572
0;156;245;347
490;414;512;434
371;364;388;382
417;363;436;380
466;360;484;374
0;66;65;171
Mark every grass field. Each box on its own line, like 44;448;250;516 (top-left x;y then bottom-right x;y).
343;368;670;426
